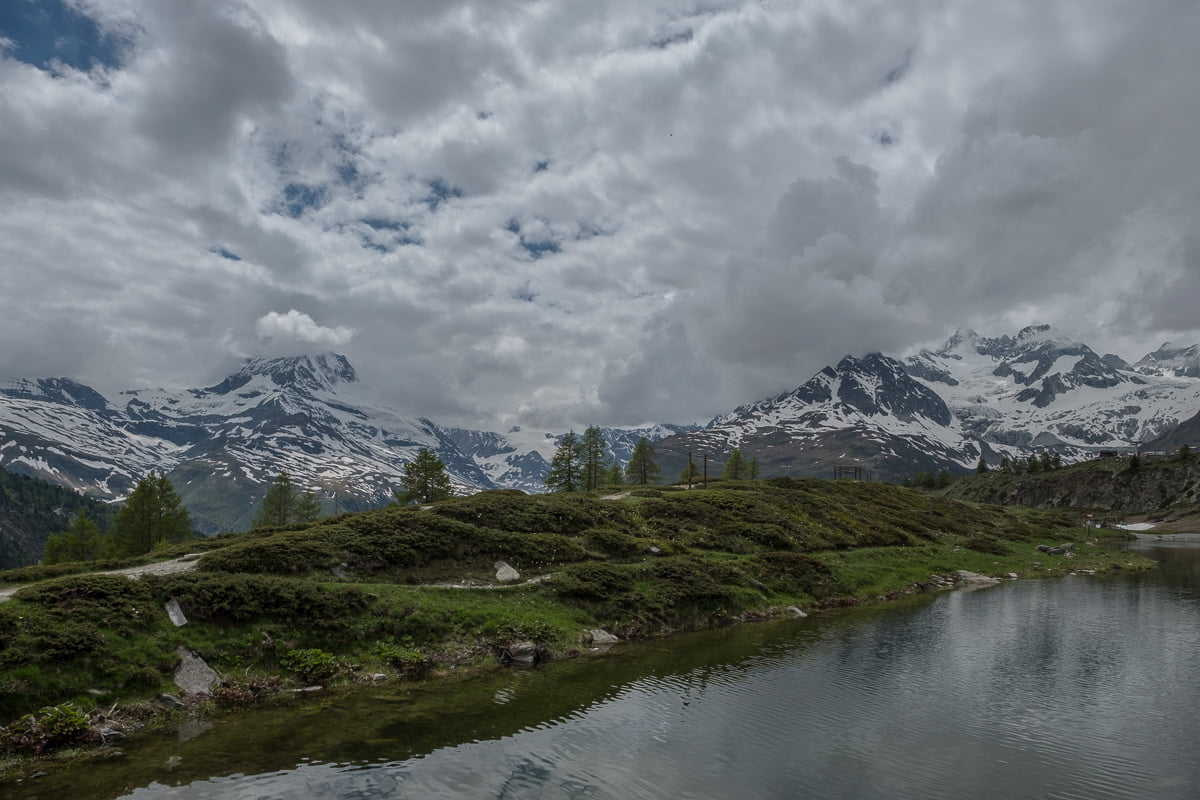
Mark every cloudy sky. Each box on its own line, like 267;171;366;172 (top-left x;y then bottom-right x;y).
2;0;1198;430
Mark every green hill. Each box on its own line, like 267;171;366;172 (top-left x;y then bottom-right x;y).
0;478;1147;752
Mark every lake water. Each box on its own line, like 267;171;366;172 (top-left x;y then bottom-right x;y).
7;539;1200;799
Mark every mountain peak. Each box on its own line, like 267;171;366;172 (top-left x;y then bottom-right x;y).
204;353;357;395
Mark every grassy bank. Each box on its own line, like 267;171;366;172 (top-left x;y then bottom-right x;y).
0;478;1151;760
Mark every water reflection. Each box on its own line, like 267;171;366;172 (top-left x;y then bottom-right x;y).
8;543;1200;799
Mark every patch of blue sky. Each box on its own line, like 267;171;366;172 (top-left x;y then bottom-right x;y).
0;0;125;71
423;178;463;211
279;183;328;218
504;218;561;259
208;246;241;261
354;218;422;251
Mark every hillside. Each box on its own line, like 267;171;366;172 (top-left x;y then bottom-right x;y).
0;478;1147;740
941;453;1200;516
0;468;114;570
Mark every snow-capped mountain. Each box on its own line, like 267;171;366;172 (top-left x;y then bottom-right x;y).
654;352;986;481
1134;343;1200;378
653;325;1200;482
905;326;1198;449
0;354;687;532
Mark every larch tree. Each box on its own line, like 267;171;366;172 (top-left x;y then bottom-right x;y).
396;448;454;504
625;437;660;486
580;426;609;492
254;470;324;528
107;473;194;557
42;509;102;564
748;456;760;480
544;431;583;492
605;462;624;486
722;449;746;480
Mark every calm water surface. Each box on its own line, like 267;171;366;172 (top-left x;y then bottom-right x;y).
6;540;1200;799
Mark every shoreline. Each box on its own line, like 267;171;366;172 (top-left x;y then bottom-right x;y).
0;532;1151;782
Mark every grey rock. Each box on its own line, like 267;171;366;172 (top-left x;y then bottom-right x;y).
503;641;540;665
954;570;1001;587
164;598;188;627
785;606;808;618
331;562;349;579
158;693;186;710
494;560;521;583
173;646;219;696
647;546;662;555
586;629;619;644
96;727;126;743
1036;544;1051;553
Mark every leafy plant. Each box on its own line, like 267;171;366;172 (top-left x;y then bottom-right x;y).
280;648;339;681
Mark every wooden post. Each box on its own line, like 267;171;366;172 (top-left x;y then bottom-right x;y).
687;452;693;490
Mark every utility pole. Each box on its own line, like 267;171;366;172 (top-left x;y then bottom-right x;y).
687;452;694;490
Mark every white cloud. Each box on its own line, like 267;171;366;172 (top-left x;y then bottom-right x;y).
255;310;355;348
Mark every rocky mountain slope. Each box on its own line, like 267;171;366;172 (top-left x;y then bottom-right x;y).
654;325;1200;483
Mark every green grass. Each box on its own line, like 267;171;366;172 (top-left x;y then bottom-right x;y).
0;479;1154;737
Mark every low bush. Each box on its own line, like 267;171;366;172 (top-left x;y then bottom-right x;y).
280;648;339;681
554;563;637;600
0;702;96;755
145;573;372;624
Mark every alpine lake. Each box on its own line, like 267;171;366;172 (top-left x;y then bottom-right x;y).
6;536;1200;800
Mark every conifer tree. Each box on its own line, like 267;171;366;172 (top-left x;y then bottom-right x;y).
999;455;1011;473
396;448;454;504
254;470;298;528
680;459;701;484
625;437;660;485
605;462;624;486
42;509;102;564
296;491;322;522
580;426;608;492
722;449;746;480
976;457;989;474
749;456;760;480
107;473;193;557
544;431;583;492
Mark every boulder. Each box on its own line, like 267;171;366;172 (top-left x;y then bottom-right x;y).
494;560;521;583
164;598;188;627
173;646;220;696
502;641;540;665
954;570;1001;587
585;629;619;645
785;606;808;618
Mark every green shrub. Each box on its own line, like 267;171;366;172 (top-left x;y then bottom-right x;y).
0;703;96;755
962;535;1010;555
145;573;372;624
373;641;433;679
280;648;339;681
586;529;642;558
751;551;843;597
554;563;637;600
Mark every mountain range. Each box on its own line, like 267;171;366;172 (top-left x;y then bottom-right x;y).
2;324;1199;540
652;325;1200;480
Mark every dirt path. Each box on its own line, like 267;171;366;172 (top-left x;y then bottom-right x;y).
0;553;203;603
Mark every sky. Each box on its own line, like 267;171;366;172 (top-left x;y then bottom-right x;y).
2;0;1199;431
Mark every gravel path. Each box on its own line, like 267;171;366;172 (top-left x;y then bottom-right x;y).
0;553;203;603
